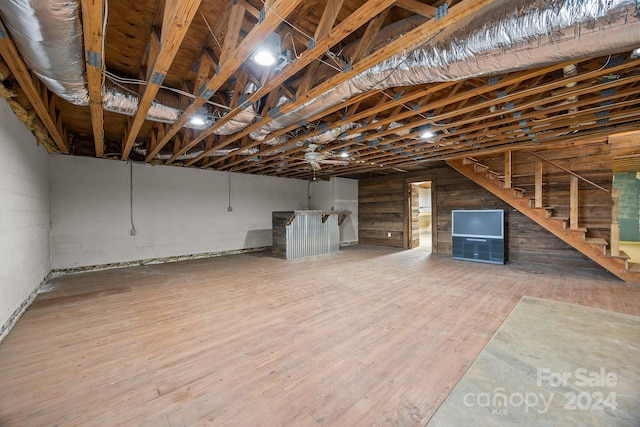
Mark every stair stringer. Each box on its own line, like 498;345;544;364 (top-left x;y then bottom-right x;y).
446;158;640;283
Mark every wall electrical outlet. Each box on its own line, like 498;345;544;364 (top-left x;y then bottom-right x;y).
130;228;137;236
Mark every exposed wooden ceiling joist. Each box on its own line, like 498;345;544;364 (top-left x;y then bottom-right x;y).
145;0;305;161
170;0;398;165
80;0;106;158
121;0;203;159
2;0;640;180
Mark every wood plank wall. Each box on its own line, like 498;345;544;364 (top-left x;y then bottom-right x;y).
358;140;614;270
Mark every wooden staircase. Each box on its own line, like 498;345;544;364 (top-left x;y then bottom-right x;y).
446;152;640;284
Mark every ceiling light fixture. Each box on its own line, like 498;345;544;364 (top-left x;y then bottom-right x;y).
188;116;206;126
421;130;435;139
252;32;282;67
340;151;349;158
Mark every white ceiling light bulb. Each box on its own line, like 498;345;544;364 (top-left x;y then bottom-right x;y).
340;151;349;158
421;130;435;139
252;32;282;67
253;49;277;66
189;116;206;126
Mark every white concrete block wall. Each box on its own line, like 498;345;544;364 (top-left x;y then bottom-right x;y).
50;156;358;269
0;98;51;331
308;177;359;243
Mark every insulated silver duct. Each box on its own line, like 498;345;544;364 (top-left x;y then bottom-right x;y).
2;0;257;133
104;88;182;124
299;123;360;145
250;0;640;141
214;82;257;135
133;143;257;160
0;0;89;105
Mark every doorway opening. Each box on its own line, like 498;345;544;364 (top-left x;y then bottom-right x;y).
409;181;433;252
614;171;640;263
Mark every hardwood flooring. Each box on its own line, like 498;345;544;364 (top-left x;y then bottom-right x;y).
1;245;640;426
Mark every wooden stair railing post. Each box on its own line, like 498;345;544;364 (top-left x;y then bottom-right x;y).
504;150;512;189
611;188;620;256
534;158;543;208
569;175;579;231
447;158;639;283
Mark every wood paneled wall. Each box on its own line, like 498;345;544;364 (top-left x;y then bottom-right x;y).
359;140;615;270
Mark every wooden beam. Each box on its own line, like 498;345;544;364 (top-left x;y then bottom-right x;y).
219;2;245;67
238;0;261;18
296;0;345;97
146;0;305;162
358;58;640;148
80;0;105;158
611;188;620;257
143;28;161;82
256;68;640;176
0;19;69;152
168;0;397;164
395;0;436;18
534;158;543;208
504;150;512;189
350;7;391;65
569;175;579;231
193;50;216;97
209;90;384;170
197;0;508;169
0;57;11;81
122;0;203;159
229;73;249;110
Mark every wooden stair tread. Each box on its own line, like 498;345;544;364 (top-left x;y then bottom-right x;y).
446;157;635;283
584;237;608;246
627;262;640;272
606;249;630;260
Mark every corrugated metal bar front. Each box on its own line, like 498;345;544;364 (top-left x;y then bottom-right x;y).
285;214;340;259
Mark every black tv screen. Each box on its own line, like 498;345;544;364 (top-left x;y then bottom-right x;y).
452;209;504;239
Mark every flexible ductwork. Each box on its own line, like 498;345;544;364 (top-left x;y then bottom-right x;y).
0;0;89;105
104;88;181;124
133;143;257;160
250;0;640;141
213;82;257;135
1;0;257;133
299;123;360;145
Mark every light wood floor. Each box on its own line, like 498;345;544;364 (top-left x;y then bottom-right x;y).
2;246;640;426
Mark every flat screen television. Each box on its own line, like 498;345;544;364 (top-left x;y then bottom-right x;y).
451;209;504;239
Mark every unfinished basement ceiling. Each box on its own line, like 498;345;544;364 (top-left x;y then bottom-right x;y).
1;0;640;180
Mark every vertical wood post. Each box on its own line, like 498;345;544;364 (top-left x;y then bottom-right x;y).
611;188;620;256
570;175;579;230
504;150;512;189
534;159;543;208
